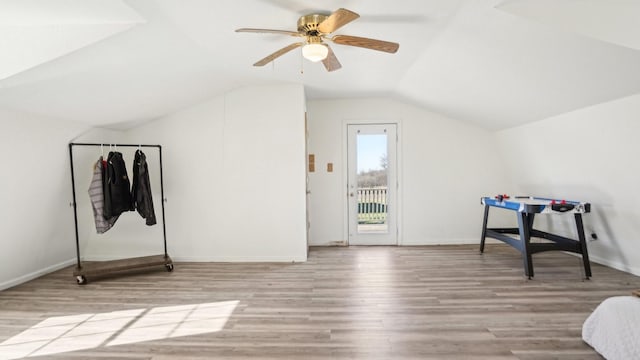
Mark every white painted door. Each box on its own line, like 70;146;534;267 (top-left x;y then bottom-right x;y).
347;124;397;245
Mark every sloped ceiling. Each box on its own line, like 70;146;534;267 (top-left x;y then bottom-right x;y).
497;0;640;51
0;0;638;130
0;0;144;80
396;0;640;130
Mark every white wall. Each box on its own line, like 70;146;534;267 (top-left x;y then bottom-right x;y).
306;98;511;246
115;84;308;262
0;109;89;290
1;83;307;290
496;94;640;276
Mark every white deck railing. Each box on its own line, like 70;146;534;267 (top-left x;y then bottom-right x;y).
357;187;387;224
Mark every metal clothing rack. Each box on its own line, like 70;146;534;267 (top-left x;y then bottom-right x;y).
69;142;173;284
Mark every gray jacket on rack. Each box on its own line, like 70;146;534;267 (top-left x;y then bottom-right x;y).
88;157;119;233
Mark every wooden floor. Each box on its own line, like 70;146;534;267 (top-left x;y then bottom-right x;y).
1;245;639;359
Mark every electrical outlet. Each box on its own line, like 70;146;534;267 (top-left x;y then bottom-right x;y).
587;227;604;242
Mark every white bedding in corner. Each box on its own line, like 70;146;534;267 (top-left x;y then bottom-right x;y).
582;296;640;360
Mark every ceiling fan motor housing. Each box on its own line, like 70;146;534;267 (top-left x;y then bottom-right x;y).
297;14;328;35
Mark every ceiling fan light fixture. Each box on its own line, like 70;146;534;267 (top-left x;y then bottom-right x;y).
302;43;328;62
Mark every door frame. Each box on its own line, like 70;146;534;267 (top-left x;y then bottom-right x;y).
342;119;402;246
305;112;310;257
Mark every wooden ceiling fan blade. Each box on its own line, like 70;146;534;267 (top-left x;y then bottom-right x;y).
253;42;303;66
235;28;301;37
332;35;399;53
322;45;342;72
318;8;359;34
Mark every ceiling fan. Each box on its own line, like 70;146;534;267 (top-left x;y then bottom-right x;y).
235;8;399;72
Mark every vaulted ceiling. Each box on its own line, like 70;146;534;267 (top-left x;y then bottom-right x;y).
0;0;638;130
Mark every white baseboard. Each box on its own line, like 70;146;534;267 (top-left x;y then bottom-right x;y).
311;238;483;246
171;255;307;263
83;254;308;263
309;240;348;246
586;254;640;277
0;259;76;291
82;254;165;261
399;238;481;246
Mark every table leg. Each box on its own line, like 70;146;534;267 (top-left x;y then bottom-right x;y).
575;213;592;279
480;205;490;253
518;212;534;279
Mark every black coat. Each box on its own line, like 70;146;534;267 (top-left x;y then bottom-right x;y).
103;151;133;218
131;150;157;226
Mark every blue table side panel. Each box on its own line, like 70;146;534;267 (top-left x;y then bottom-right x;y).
481;197;547;212
481;198;523;211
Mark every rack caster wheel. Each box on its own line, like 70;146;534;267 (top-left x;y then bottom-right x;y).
76;275;87;285
165;264;174;272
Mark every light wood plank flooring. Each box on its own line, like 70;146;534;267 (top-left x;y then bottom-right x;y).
1;245;639;359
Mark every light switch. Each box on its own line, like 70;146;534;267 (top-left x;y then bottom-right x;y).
308;154;315;172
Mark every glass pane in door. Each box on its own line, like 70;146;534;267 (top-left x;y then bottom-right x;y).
356;133;388;234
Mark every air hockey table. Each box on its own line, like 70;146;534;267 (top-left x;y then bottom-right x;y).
480;196;592;279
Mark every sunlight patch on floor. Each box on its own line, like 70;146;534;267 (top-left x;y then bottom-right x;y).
0;301;238;359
